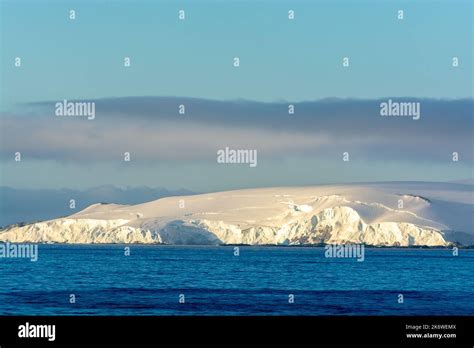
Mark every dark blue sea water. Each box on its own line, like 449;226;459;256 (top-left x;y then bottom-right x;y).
0;245;473;315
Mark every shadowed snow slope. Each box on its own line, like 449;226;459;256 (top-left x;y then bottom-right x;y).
1;182;472;246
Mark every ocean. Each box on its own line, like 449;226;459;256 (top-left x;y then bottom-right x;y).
0;245;472;315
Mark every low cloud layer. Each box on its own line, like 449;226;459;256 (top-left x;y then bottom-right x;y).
1;97;472;163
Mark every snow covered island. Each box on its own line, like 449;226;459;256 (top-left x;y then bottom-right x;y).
1;182;472;247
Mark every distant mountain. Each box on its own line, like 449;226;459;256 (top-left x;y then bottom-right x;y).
448;178;474;185
0;185;195;227
1;182;472;246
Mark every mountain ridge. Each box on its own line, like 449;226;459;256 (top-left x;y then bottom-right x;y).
1;182;472;246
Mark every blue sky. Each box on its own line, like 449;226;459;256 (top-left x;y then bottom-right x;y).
0;0;472;191
1;0;472;106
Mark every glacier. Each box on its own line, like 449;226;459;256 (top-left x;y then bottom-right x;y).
0;182;472;246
